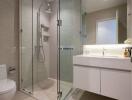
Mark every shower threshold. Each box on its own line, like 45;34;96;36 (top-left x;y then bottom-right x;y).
21;78;73;100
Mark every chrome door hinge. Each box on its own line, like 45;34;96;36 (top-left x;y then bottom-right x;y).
57;91;62;99
21;78;23;83
57;20;62;26
20;29;23;33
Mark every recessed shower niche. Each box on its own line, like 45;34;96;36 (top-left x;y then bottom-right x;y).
41;24;50;42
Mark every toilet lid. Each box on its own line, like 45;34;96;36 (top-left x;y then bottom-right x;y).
0;79;16;94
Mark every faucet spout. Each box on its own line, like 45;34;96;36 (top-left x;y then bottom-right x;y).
130;47;132;62
103;50;104;56
102;48;105;56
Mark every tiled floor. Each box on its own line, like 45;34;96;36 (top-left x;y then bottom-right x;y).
16;79;113;100
13;78;116;100
13;92;36;100
13;89;116;100
33;78;57;100
60;81;72;100
33;78;72;100
14;79;72;100
68;89;116;100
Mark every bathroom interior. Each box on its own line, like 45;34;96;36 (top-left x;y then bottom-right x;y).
0;0;132;100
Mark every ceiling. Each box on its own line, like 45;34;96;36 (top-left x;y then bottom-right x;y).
82;0;127;13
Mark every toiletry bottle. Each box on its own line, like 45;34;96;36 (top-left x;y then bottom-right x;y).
124;48;129;57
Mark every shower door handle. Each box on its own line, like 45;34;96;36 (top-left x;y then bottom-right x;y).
60;47;74;50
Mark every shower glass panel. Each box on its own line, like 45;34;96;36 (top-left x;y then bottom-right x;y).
59;0;82;99
33;0;51;91
20;0;58;99
19;0;33;93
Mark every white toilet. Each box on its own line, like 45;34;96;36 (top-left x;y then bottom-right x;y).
0;65;16;100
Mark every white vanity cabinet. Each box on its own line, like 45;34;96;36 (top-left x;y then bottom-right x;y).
73;66;100;94
101;69;131;100
73;55;132;100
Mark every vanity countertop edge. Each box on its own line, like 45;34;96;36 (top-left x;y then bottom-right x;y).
73;55;132;71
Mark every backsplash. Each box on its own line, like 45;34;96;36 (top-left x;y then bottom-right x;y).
83;44;132;57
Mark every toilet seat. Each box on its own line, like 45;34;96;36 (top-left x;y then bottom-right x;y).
0;79;16;94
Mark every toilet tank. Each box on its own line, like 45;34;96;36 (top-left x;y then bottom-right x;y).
0;65;7;80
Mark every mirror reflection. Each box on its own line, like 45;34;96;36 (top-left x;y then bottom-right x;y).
81;0;127;44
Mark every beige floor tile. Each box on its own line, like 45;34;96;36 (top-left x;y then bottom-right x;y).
14;79;72;100
13;91;36;100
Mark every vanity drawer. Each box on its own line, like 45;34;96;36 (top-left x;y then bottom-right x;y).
73;66;100;94
101;69;131;100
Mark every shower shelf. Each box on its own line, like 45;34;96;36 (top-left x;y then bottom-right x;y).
43;33;50;37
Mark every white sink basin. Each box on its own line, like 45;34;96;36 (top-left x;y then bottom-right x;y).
73;55;132;71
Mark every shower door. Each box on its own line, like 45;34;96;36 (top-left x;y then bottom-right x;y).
19;0;59;98
19;0;33;93
59;0;82;99
20;0;52;94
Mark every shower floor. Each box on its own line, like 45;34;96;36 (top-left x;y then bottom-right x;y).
14;88;115;100
32;78;72;100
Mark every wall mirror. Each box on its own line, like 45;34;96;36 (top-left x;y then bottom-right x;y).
81;0;128;44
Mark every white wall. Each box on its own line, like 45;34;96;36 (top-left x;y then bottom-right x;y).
0;0;19;87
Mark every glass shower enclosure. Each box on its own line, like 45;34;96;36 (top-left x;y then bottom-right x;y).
19;0;33;93
19;0;82;99
59;0;82;99
19;0;59;99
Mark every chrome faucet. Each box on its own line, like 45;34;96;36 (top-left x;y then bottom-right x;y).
130;47;132;62
103;48;105;56
127;47;132;62
127;47;132;63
